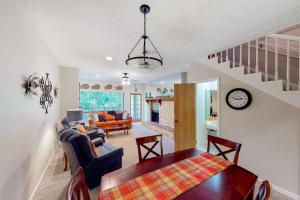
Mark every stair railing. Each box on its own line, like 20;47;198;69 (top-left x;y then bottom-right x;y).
208;34;300;91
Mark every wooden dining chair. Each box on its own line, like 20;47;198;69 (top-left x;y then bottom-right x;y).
66;167;91;200
136;134;163;162
255;180;271;200
207;135;242;164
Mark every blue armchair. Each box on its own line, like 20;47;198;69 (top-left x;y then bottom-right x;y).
61;117;105;142
59;128;123;188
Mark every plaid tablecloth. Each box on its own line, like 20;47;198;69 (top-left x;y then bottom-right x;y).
99;153;232;200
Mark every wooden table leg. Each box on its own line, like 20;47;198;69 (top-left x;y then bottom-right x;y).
105;130;109;138
63;152;68;171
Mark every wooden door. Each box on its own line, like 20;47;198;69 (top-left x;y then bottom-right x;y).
174;83;197;151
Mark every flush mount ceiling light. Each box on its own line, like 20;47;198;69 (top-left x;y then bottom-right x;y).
122;73;130;85
125;4;163;70
105;56;113;61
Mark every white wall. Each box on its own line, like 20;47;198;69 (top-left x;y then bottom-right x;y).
0;0;60;199
60;66;79;120
188;62;300;197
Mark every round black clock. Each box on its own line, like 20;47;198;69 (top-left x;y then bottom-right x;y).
226;88;252;110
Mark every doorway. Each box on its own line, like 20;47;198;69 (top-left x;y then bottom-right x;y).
196;80;219;151
130;93;142;122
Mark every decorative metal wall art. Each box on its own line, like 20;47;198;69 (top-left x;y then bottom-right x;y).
39;73;53;114
23;72;56;114
22;73;40;97
104;84;112;90
80;83;90;89
115;85;123;91
91;84;100;90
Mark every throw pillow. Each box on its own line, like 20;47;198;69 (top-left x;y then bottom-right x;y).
107;111;116;116
115;113;123;120
76;124;86;133
122;112;129;120
104;113;116;121
98;114;106;122
92;113;99;122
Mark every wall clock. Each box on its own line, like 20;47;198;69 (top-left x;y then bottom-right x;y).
226;88;252;110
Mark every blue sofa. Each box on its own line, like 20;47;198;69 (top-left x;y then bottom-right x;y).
58;128;123;188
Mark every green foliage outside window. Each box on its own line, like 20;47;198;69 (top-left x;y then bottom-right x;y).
80;90;124;113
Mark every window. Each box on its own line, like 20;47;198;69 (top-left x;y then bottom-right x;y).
80;90;124;121
130;93;142;121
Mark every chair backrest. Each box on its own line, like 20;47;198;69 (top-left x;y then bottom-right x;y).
62;117;71;129
69;134;95;168
207;135;242;164
255;180;271;200
136;134;163;162
66;167;91;200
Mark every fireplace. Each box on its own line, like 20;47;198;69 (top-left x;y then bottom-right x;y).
151;102;160;123
146;98;174;128
151;110;159;123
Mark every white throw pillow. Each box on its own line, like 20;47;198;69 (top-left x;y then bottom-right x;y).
122;112;128;120
92;113;99;122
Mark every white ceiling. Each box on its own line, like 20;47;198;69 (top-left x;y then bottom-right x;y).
19;0;300;82
149;73;182;86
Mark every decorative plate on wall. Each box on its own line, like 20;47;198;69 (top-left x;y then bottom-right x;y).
226;88;252;110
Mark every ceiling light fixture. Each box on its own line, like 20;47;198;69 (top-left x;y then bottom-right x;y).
125;4;163;70
122;73;130;86
105;56;113;61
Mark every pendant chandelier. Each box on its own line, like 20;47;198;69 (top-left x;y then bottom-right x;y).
122;73;130;85
125;4;163;70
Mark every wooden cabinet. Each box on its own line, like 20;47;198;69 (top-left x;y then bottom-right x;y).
174;83;197;151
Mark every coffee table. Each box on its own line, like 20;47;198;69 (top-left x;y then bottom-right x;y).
102;124;129;138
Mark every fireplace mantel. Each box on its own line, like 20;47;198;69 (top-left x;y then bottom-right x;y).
145;97;174;105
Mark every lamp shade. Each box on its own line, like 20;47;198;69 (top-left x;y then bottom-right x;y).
67;109;83;122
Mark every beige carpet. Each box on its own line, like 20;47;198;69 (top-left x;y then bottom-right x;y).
33;123;174;200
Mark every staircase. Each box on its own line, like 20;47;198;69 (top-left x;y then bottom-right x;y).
199;33;300;109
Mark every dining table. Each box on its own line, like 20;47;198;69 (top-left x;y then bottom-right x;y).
100;148;258;200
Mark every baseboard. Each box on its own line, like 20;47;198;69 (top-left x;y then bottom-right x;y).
272;184;300;200
28;145;59;200
257;178;300;200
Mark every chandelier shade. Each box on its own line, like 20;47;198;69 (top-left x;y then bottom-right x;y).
121;73;130;85
125;4;163;70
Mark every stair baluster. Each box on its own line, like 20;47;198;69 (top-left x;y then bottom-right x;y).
239;44;242;67
275;37;279;80
255;39;259;73
286;39;290;91
248;41;251;73
265;36;268;81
